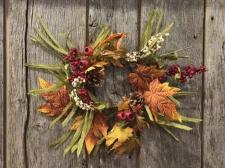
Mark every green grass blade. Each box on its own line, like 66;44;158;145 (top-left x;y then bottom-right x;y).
76;112;94;157
28;82;64;96
156;120;192;131
50;102;73;128
181;116;202;123
38;17;62;48
64;122;84;155
168;96;181;107
49;131;72;148
144;105;154;121
62;107;77;128
158;125;180;142
155;10;164;34
26;64;64;71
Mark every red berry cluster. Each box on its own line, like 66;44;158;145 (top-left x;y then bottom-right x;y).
64;47;94;82
167;64;206;83
77;88;92;104
116;110;135;122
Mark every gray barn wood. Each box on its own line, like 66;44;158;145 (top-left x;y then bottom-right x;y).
1;0;225;168
0;0;4;167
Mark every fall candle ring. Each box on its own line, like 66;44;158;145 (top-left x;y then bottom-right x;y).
28;10;206;156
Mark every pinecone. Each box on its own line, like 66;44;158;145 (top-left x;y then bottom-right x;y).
86;69;104;87
129;92;144;107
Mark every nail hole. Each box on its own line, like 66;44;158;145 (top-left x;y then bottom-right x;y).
193;35;197;39
211;16;214;21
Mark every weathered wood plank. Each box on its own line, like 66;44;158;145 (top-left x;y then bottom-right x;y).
88;0;139;167
140;1;204;168
204;1;225;167
0;0;4;167
6;0;28;167
26;0;87;168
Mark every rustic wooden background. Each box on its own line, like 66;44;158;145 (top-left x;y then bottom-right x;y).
1;0;225;168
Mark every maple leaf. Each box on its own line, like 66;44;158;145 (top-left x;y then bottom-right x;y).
143;79;182;122
37;78;70;116
85;113;108;154
105;124;133;152
128;65;165;92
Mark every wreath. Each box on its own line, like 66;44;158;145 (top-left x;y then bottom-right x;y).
28;10;206;156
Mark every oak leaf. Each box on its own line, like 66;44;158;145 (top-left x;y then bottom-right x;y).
85;113;108;154
128;65;165;92
143;79;181;121
37;78;70;116
105;124;133;152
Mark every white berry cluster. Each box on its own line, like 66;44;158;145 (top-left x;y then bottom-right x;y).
125;33;169;62
70;89;94;111
70;77;94;111
71;76;86;87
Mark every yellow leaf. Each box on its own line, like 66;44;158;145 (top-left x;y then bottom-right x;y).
38;77;53;89
117;98;129;111
85;113;108;154
85;61;108;72
70;115;84;130
143;79;182;122
105;124;133;150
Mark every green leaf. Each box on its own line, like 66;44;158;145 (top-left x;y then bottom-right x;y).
62;107;77;127
93;25;111;49
156;120;192;131
155;10;164;34
96;102;109;111
28;82;64;96
64;121;84;155
144;105;154;121
34;28;68;55
76;112;94;157
141;9;157;48
158;125;180;142
49;131;72;148
38;17;62;48
168;96;181;107
50;101;73;128
181;116;202;123
26;64;64;71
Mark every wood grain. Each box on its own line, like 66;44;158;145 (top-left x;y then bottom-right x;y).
0;0;4;167
88;0;139;167
204;1;225;167
5;0;28;167
26;0;87;168
139;1;204;168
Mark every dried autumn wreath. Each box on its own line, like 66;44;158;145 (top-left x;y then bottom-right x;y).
28;10;206;156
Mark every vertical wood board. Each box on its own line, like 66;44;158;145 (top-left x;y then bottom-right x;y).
6;0;28;167
204;1;225;167
88;0;139;168
139;1;204;168
26;0;87;168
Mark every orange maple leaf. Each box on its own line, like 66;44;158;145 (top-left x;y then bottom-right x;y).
37;78;70;116
143;79;182;122
128;65;165;92
85;113;108;154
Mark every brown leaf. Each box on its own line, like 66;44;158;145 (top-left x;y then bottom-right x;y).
128;65;165;92
143;79;181;122
37;78;70;116
85;113;108;154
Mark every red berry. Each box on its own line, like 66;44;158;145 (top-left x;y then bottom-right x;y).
77;88;92;103
116;111;126;121
64;48;78;62
124;110;135;121
167;64;180;76
84;46;94;56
